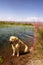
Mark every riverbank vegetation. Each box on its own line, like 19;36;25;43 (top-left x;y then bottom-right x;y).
0;21;33;28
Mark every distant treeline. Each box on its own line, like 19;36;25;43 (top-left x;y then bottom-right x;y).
0;21;33;26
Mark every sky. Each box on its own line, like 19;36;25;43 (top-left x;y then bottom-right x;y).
0;0;43;22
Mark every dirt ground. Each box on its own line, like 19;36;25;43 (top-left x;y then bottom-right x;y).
1;52;31;65
1;52;43;65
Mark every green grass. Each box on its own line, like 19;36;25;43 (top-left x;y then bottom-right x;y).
0;24;34;33
0;56;4;64
0;22;33;28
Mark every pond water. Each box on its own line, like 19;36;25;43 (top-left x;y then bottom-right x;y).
0;25;34;49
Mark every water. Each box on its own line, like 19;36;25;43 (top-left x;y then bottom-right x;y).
0;25;34;49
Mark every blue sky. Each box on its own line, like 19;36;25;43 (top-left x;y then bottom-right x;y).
0;0;43;22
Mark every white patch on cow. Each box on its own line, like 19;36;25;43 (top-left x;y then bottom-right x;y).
24;45;28;52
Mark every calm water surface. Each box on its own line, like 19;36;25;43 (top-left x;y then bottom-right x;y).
0;25;34;49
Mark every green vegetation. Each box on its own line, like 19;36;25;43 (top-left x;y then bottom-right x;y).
0;21;33;28
38;28;43;49
31;27;43;59
0;56;4;64
38;29;43;40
